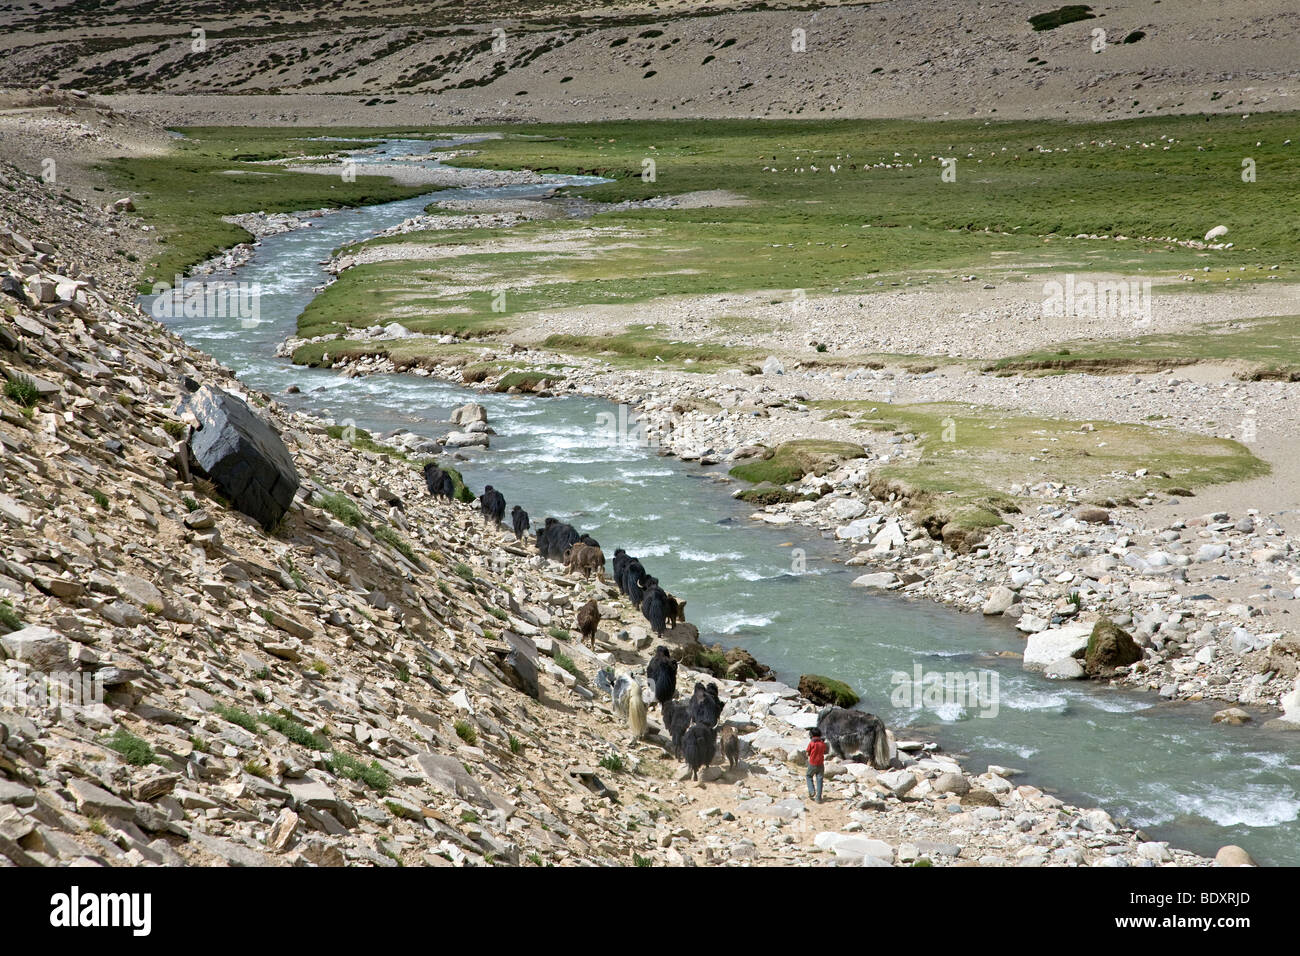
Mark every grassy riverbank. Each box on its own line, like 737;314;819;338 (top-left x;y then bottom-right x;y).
103;127;433;289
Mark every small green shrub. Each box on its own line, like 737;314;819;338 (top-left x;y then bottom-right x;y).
318;491;365;528
104;728;157;766
598;753;625;773
4;375;39;408
90;489;110;510
260;712;329;750
215;705;261;734
0;599;22;633
553;651;580;680
454;720;477;745
325;752;391;794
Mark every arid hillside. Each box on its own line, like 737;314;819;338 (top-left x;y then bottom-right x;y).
2;0;1297;124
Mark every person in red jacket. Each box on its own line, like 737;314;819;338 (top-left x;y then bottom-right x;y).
806;728;829;803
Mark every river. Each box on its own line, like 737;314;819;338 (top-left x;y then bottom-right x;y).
148;137;1300;865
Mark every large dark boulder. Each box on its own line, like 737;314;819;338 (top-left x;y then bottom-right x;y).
182;385;300;530
1084;618;1144;676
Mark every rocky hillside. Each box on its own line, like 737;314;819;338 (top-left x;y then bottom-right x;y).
0;159;1222;868
3;0;1297;124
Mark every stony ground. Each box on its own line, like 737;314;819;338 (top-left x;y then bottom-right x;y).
0;124;1239;868
4;0;1298;126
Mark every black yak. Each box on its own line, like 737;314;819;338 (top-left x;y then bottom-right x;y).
624;558;648;606
689;682;722;728
612;549;629;594
422;462;456;499
576;599;600;649
535;518;580;561
479;485;506;526
816;706;891;769
682;723;717;781
510;505;530;541
640;581;668;637
661;699;691;758
646;645;677;708
721;725;740;770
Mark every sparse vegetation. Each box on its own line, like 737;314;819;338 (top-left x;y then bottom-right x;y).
0;599;22;634
454;719;478;745
103;728;158;766
3;375;39;408
325;752;391;794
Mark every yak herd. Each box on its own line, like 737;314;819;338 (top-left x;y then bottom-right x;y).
422;457;891;786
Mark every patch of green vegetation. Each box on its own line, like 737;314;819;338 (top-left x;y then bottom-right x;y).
453;562;476;581
799;674;860;708
495;369;564;392
553;651;581;680
508;734;524;755
3;375;39;408
104;127;429;289
215;705;262;734
729;440;866;485
0;599;23;633
633;853;653;867
541;329;761;372
547;626;570;641
243;760;272;780
325;752;391;794
260;712;329;750
680;644;728;678
318;491;366;528
324;423;411;461
487;606;508;621
988;315;1300;379
103;728;158;766
735;486;820;506
598;753;625;773
182;496;200;512
812;399;1268;532
374;524;419;564
454;719;478;745
460;810;480;824
90;489;110;510
161;420;187;439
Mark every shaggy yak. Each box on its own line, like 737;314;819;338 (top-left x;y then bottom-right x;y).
622;558;648;606
563;542;606;580
612;549;629;593
720;725;740;770
681;723;717;781
661;699;691;758
640;578;670;637
816;706;891;769
609;672;636;719
664;592;686;629
625;680;648;741
536;518;593;562
479;485;506;526
646;645;677;708
510;505;530;541
575;599;600;649
688;682;722;728
422;463;456;499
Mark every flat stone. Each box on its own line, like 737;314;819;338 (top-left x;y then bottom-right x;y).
1022;623;1092;671
1;625;71;670
68;778;135;818
813;831;893;863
